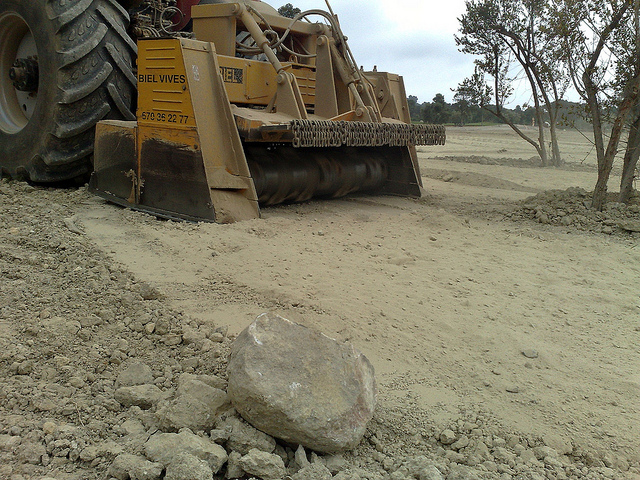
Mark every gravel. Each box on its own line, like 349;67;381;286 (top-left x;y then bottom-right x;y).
0;178;637;479
510;187;640;237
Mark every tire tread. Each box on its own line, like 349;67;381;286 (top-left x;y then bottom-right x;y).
2;0;137;182
47;0;94;32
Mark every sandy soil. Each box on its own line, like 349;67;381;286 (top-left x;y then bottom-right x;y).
1;124;638;479
82;126;638;452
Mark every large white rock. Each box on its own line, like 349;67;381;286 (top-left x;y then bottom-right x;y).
227;313;377;453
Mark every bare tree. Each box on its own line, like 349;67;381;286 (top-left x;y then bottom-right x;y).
548;0;640;209
617;0;640;203
456;0;568;166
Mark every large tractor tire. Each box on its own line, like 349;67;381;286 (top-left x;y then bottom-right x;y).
0;0;137;182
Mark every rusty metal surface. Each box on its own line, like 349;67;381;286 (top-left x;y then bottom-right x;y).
245;144;421;206
89;121;139;206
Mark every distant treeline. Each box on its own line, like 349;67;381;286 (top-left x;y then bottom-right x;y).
409;94;591;129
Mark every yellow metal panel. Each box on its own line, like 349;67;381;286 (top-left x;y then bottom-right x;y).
217;56;276;104
133;38;259;222
179;39;260;213
193;13;237;56
285;64;316;105
137;39;196;129
216;56;316;107
137;123;199;147
365;71;411;124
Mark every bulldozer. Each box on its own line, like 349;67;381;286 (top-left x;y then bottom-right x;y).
0;0;445;223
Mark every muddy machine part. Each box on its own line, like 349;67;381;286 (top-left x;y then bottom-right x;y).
90;2;445;223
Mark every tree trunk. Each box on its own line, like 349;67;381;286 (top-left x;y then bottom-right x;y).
536;117;549;166
583;71;609;210
548;121;562;166
548;106;563;166
581;0;635;209
591;171;610;210
551;132;562;165
620;1;640;203
620;114;640;203
499;29;560;167
591;110;633;209
589;73;639;209
530;80;549;166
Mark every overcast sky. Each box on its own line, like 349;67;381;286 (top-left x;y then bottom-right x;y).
272;0;486;105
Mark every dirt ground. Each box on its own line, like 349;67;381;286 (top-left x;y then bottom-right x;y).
1;124;639;480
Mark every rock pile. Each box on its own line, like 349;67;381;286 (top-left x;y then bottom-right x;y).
103;395;354;480
100;313;378;479
511;187;640;236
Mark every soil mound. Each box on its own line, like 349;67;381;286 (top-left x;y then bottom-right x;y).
510;187;640;236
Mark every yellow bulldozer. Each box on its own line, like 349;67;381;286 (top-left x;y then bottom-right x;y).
0;0;444;223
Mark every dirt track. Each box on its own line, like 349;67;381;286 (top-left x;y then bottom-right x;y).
1;124;639;479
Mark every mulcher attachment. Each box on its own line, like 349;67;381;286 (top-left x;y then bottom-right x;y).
90;3;445;223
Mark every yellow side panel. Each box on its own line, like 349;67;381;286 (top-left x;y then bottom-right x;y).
192;3;238;56
217;56;276;104
217;56;316;107
138;39;316;110
137;39;197;129
132;38;259;222
285;64;316;106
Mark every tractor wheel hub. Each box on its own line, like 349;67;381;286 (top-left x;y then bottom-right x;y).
9;57;38;92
